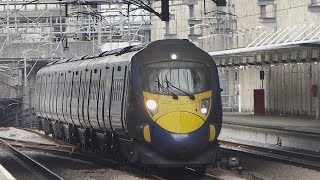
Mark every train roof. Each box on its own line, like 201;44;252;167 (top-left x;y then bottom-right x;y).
46;39;201;66
42;39;214;74
46;41;152;66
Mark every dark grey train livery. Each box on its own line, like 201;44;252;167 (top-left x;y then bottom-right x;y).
35;39;222;173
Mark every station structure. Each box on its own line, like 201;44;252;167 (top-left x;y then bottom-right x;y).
0;0;319;153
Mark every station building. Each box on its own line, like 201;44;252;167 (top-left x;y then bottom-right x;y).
0;0;320;127
150;0;320;119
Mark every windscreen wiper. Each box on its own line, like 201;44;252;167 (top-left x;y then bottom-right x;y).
156;80;178;99
165;79;195;100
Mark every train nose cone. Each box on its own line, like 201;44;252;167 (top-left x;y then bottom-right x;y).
152;112;209;159
155;111;205;134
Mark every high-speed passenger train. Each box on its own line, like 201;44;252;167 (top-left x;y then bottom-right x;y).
34;39;222;174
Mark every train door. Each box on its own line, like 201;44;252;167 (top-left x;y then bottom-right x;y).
42;74;47;118
70;70;82;126
121;66;129;132
48;73;54;119
51;72;59;121
57;72;67;124
83;68;93;129
54;72;61;122
110;65;126;133
67;70;78;126
43;74;49;118
101;65;112;131
88;68;101;130
36;75;44;117
46;73;53;119
96;68;106;131
78;70;87;127
64;70;74;124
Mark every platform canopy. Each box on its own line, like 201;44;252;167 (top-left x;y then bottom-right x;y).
209;39;320;67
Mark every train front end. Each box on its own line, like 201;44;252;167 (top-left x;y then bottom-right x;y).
130;39;222;167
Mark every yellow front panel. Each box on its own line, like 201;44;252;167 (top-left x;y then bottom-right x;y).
143;90;212;134
156;112;181;133
180;112;204;133
143;125;151;142
209;125;216;141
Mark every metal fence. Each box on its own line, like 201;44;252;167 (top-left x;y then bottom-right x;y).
0;108;37;128
221;95;238;112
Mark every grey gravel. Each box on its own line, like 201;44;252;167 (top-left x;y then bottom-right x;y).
241;157;320;180
0;128;148;180
210;155;320;180
22;151;148;180
0;127;55;144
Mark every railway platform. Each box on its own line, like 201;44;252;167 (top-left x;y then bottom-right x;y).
219;112;320;153
222;112;320;134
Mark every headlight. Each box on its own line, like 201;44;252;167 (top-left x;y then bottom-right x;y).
146;100;157;110
201;107;208;114
146;99;158;115
201;98;210;115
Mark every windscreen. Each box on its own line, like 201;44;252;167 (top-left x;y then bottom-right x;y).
142;61;210;95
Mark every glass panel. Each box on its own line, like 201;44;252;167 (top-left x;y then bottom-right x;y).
142;61;210;95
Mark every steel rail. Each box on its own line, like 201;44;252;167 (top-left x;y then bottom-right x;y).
185;167;225;180
0;138;64;180
14;144;120;167
5;128;167;180
21;128;72;146
0;136;74;149
20;129;121;165
0;133;120;168
219;140;320;169
20;128;222;179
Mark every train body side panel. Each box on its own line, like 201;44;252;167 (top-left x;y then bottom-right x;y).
51;72;59;121
97;67;107;130
87;67;101;130
101;64;112;130
57;72;67;123
63;69;73;124
110;65;124;132
70;70;81;126
69;70;76;125
47;73;54;120
78;70;86;127
96;68;105;131
44;73;50;119
35;74;43;118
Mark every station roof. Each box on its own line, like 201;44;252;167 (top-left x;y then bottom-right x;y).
209;39;320;67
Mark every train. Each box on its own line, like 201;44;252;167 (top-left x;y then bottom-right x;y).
34;39;222;175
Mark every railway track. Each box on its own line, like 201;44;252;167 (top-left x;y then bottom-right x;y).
21;128;224;179
219;140;320;169
1;129;149;179
10;128;320;179
21;128;121;167
18;129;233;179
0;129;242;179
149;167;225;180
0;137;63;180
